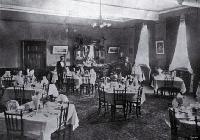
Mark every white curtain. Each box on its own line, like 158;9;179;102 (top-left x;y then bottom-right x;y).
169;19;193;92
134;24;149;67
88;44;94;59
169;19;192;73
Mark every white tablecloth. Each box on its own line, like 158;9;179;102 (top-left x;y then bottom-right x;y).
153;76;186;93
1;87;43;105
0;101;79;140
102;85;146;105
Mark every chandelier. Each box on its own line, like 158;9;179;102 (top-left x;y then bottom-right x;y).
91;0;111;28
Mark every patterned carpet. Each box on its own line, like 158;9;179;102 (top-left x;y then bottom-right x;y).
0;87;174;140
67;89;174;140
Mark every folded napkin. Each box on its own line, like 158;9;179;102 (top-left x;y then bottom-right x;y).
6;100;19;111
55;94;69;103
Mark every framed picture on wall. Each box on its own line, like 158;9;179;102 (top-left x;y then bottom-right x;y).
53;46;68;54
108;47;119;54
156;41;164;54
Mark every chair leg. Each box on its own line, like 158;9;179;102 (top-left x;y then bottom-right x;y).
111;105;115;121
129;102;132;113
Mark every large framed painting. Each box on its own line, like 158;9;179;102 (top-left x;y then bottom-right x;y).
156;41;164;54
108;47;119;54
53;46;68;54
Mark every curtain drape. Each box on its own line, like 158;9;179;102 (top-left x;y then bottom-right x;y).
169;19;192;73
166;17;180;69
134;24;149;67
133;23;142;64
185;11;200;93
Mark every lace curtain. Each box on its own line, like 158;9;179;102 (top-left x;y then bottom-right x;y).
169;18;193;92
169;19;192;73
135;24;149;67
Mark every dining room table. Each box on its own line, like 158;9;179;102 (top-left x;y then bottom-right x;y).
153;75;186;94
0;101;79;140
174;102;200;135
1;83;44;106
101;82;146;105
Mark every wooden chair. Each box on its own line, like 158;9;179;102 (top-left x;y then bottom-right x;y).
128;86;143;118
98;86;110;115
190;116;200;140
157;76;179;96
43;83;49;96
4;110;26;140
80;76;93;96
3;77;13;88
51;102;72;140
0;87;5;99
65;76;75;95
111;87;128;121
14;86;26;105
168;107;190;140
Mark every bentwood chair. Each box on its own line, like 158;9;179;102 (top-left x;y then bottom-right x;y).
128;86;143;118
3;110;26;140
3;76;13;88
190;116;200;140
14;86;26;105
51;102;72;140
65;76;75;95
43;83;49;95
157;76;178;96
98;86;110;115
80;76;93;96
111;87;128;121
168;107;190;140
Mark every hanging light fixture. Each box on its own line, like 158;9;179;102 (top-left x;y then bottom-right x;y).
92;0;111;28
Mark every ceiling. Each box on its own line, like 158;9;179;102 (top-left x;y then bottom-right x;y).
0;0;197;26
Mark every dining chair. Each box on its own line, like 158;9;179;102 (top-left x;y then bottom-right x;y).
14;86;26;105
128;86;143;118
51;102;72;140
0;87;5;99
157;76;179;96
190;116;200;140
98;86;110;116
111;87;127;121
168;107;190;140
3;76;13;88
65;76;75;95
43;83;49;95
80;76;93;96
3;110;26;140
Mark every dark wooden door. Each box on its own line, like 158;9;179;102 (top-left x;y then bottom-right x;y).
21;40;46;69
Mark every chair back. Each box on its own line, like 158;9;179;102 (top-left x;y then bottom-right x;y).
82;76;90;84
168;107;177;132
56;102;70;140
137;86;143;103
194;115;200;139
14;86;25;105
66;77;75;86
113;87;127;105
4;110;24;137
3;76;13;88
98;86;105;102
43;83;49;95
164;76;174;88
58;102;70;130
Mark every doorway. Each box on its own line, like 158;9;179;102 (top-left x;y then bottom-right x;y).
21;40;46;70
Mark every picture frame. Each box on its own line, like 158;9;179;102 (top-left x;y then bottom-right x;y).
53;46;68;54
156;41;164;54
108;47;119;54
